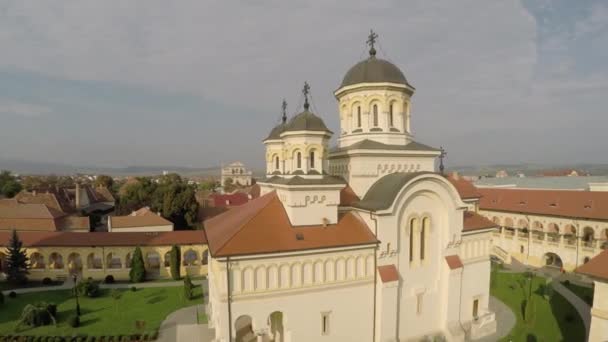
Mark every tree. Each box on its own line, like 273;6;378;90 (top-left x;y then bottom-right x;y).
5;230;29;285
95;175;114;188
223;177;235;193
129;247;146;283
198;180;219;191
170;245;181;280
0;170;22;198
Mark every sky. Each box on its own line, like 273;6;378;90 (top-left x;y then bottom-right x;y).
0;0;607;170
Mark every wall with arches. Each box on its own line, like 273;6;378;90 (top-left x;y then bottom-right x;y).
207;247;375;342
263;130;330;176
483;209;608;270
0;244;209;281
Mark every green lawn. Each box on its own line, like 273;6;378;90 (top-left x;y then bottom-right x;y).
562;281;594;306
0;280;62;292
491;272;586;342
0;285;203;337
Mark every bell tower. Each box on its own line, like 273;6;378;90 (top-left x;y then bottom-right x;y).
328;31;441;197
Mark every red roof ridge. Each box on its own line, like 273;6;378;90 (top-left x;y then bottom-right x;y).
208;191;278;256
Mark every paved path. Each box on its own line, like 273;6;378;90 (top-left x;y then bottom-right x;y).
498;260;592;341
470;296;516;342
1;279;205;295
552;280;591;341
157;303;215;342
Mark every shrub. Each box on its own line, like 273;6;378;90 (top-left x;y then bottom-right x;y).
68;315;80;328
9;291;17;298
170;245;181;280
183;275;194;300
129;247;146;283
564;280;570;286
111;289;122;301
130;286;137;292
42;277;53;286
104;275;115;284
17;302;57;328
74;279;100;298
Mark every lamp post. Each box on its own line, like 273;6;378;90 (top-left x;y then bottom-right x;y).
73;274;81;316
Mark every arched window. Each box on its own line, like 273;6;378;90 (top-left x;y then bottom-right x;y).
421;217;430;261
310;151;315;169
297;152;302;169
357;106;362;127
275;156;280;170
373;104;378;126
202;250;209;265
389;103;394;126
409;218;417;262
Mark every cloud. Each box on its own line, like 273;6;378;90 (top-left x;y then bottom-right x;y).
0;0;605;167
0;99;52;117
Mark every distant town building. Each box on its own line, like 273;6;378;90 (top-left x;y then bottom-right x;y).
220;161;252;187
495;170;508;178
539;169;583;177
108;207;173;232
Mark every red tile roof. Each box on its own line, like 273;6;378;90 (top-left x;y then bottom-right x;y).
109;208;172;229
478;187;608;221
0;230;206;247
463;211;496;232
575;250;608;281
210;193;250;208
446;175;481;200
204;192;378;257
340;185;360;206
445;255;463;270
377;264;399;283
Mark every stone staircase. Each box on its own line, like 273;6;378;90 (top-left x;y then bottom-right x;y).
491;245;511;264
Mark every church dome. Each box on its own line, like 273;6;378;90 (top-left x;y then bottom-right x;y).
340;56;408;88
265;122;286;140
283;110;332;134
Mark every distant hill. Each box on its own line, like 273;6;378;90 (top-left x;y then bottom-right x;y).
0;158;222;177
451;163;608;177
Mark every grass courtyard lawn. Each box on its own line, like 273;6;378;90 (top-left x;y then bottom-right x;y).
491;271;586;342
562;280;594;306
0;285;203;337
0;280;62;292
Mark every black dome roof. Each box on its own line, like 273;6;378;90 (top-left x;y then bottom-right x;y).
340;56;409;88
265;122;287;140
283;110;332;134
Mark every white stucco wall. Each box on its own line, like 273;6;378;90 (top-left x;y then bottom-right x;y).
590;281;608;342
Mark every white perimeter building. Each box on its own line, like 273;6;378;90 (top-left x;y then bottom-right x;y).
204;33;497;342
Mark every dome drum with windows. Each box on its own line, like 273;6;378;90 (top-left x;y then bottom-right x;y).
263;83;333;178
335;30;416;148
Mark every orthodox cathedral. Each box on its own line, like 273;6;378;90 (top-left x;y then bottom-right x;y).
205;32;497;342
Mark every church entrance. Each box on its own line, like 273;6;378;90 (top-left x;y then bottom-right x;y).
544;253;563;269
268;311;284;342
235;315;255;342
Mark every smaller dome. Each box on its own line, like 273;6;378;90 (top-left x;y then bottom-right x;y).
340;56;409;88
265;122;286;141
283;110;332;134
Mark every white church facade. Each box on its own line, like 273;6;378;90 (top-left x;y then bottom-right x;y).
204;33;497;342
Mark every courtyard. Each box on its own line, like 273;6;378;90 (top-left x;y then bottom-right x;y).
490;270;587;341
0;284;204;339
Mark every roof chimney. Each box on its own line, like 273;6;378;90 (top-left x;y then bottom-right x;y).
322;217;330;227
450;171;460;180
75;183;81;209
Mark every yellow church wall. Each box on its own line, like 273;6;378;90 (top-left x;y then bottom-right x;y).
20;244;208;282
